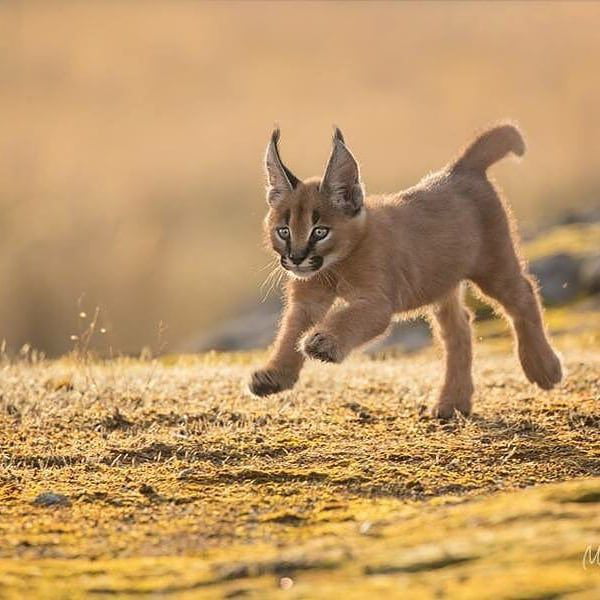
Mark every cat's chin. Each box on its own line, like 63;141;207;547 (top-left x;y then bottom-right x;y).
286;268;319;280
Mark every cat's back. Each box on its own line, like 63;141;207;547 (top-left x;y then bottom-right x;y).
367;168;481;232
364;168;484;276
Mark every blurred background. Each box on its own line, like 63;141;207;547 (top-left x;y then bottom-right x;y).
2;1;600;356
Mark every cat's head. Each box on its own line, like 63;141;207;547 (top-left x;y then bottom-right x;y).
263;127;366;279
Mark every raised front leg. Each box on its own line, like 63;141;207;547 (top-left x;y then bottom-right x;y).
302;295;392;363
430;286;474;419
249;282;335;396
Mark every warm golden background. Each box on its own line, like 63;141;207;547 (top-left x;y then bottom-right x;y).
2;1;600;356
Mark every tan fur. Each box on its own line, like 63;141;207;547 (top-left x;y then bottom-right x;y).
249;123;562;418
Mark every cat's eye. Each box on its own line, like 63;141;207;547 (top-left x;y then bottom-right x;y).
276;227;290;240
312;226;330;240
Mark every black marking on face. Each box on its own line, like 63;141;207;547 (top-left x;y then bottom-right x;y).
312;210;320;224
288;233;319;265
310;255;323;270
284;209;291;224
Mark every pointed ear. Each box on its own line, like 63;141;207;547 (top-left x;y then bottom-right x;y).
264;128;299;205
320;127;364;216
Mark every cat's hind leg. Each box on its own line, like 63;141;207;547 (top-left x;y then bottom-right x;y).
430;285;475;419
473;271;562;390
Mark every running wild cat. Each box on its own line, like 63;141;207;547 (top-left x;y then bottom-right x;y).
249;124;562;417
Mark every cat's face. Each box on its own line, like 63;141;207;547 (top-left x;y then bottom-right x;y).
263;129;366;279
265;180;366;278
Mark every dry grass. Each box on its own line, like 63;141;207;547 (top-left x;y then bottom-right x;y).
2;1;600;354
0;312;598;597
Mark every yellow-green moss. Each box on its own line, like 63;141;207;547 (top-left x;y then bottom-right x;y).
524;223;600;261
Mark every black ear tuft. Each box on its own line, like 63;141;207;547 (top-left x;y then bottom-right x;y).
333;126;345;144
264;127;299;205
271;127;281;145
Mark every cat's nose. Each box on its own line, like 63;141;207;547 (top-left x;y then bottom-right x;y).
289;252;306;265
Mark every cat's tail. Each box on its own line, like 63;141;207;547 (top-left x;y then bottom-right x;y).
452;123;525;173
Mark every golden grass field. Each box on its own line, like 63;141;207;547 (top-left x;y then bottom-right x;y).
2;1;600;354
1;302;599;598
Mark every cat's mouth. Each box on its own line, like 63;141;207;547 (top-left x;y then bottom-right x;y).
281;255;323;278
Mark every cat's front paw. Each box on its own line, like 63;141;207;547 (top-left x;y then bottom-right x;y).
248;368;296;397
302;332;343;363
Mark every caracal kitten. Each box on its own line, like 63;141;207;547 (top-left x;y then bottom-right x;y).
249;124;562;418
